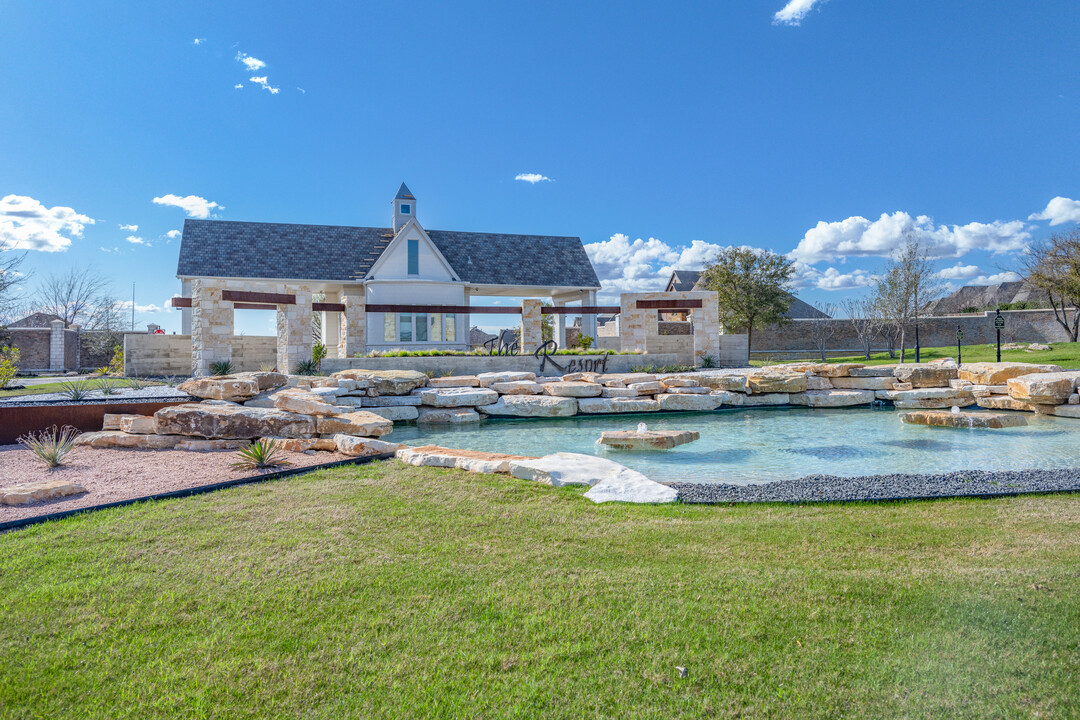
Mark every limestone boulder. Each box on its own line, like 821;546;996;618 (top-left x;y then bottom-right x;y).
655;393;723;412
576;397;661;414
309;386;347;399
543;381;602;398
243;388;291;408
697;375;749;392
898;410;1027;429
175;439;247;451
1;479;87;506
396;445;531;474
805;375;834;391
831;376;897;391
315;411;394;437
627;381;664;395
848;366;896;377
419;387;499;407
884;387;974;406
75;431;182;449
813;363;865;378
476;371;536;387
334;435;403;456
892;364;957;388
661;377;701;388
1048;405;1080;419
272;389;339;417
601;387;639;398
478;395;578;417
260;437;338;452
331;369;428;395
665;386;711;395
958;362;1064;386
714;391;789;407
976;396;1042;413
599;429;699;450
101;413;127;430
243;371;288;391
598;373;657;386
1007;372;1080;405
427;375;480;388
508;452;678;503
561;372;602;383
746;373;807;394
789;389;875;407
584;475;680;504
415;407;481;424
355;405;419;422
119;415;156;434
178;375;260;401
361;395;422;407
154;403;316;439
893;397;976;410
490;381;545;395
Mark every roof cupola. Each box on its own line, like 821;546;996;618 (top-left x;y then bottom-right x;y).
392;182;415;232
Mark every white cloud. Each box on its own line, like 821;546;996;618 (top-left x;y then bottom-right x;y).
937;263;981;281
0;194;94;252
234;83;243;90
99;246;120;253
118;300;162;314
119;223;138;232
515;173;553;184
193;38;205;45
235;52;266;71
166;229;181;240
773;0;824;26
790;211;1031;264
792;262;878;291
584;233;680;296
152;194;223;218
1029;196;1080;226
249;76;280;94
297;87;306;94
937;263;1021;286
125;235;147;245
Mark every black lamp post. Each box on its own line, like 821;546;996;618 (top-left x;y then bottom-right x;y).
914;285;921;363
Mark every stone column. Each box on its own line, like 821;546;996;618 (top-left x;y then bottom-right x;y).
338;289;365;358
552;298;567;349
462;292;471;350
619;293;647;353
321;291;341;358
691;291;721;363
276;284;313;374
49;319;65;371
520;298;543;351
581;290;598;344
191;281;232;377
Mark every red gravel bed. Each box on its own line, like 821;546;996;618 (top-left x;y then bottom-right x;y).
0;444;353;523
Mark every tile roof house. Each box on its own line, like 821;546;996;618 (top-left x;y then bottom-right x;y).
664;270;829;320
176;183;602;357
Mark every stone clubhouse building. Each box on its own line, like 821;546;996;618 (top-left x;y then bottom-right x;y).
172;184;622;375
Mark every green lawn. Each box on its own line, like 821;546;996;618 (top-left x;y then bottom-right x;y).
0;377;151;398
2;462;1079;718
755;341;1080;369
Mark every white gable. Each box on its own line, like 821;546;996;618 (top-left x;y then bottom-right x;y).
366;219;458;281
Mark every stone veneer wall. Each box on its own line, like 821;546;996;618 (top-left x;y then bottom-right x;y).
751;308;1075;358
322;353;681;376
125;334;277;376
276;284;313;374
619;291;721;362
7;328;51;370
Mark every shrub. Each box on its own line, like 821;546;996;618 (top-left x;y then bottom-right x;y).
19;425;79;468
94;377;118;395
126;376;150;391
699;354;717;368
106;345;124;376
259;362;277;373
294;359;320;376
579;335;594;352
0;346;19;389
312;342;327;368
209;360;234;376
232;438;291;471
58;380;92;400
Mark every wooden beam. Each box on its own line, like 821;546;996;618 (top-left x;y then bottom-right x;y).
232;302;277;311
312;302;346;313
541;306;621;315
366;304;522;314
170;297;192;308
222;290;296;305
636;299;703;310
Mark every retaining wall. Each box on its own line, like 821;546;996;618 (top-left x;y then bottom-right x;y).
322;353;682;376
124;335;278;376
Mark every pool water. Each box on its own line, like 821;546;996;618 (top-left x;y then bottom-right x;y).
390;407;1080;485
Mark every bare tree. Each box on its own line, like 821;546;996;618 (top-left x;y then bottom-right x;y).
81;295;128;363
806;303;838;361
1021;230;1080;341
34;267;111;327
871;236;943;362
841;297;882;360
0;248;28;328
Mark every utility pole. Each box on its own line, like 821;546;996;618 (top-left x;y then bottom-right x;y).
131;282;135;331
914;284;921;364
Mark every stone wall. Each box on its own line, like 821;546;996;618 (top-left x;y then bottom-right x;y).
8;328;51;370
125;334;278;376
322;353;680;376
751;309;1074;359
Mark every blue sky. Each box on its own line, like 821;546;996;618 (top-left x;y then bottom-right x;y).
2;0;1079;335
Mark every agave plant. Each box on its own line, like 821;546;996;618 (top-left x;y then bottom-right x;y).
126;376;150;391
209;360;234;377
294;358;319;376
94;377;118;395
58;380;92;401
19;425;80;468
232;438;292;471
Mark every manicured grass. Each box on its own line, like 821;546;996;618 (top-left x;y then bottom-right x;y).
2;462;1079;718
0;377;152;398
756;341;1080;369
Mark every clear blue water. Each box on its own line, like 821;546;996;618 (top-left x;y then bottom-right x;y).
389;407;1080;485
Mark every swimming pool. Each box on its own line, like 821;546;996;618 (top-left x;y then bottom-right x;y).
389;407;1080;485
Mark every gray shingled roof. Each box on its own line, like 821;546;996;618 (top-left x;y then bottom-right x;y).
176;219;600;289
395;182;414;200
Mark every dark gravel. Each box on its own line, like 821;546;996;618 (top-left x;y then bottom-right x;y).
669;468;1080;504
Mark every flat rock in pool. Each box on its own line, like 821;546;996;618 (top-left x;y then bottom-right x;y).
899;410;1027;429
599;429;700;450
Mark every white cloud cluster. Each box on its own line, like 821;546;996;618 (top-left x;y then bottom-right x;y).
0;194;94;252
152;194;222;219
125;235;147;245
118;300;162;314
773;0;824;26
1029;196;1080;226
790;211;1031;264
515;173;552;184
234;83;244;90
936;262;1021;286
249;76;280;94
119;223;138;232
193;38;204;46
236;52;266;71
166;229;181;240
791;262;877;291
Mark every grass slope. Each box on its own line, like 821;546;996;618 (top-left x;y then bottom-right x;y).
758;341;1080;369
2;462;1079;718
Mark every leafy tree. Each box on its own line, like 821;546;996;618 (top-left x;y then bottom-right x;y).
871;236;943;362
1022;230;1080;341
697;247;795;348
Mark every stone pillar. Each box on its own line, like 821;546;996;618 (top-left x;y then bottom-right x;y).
180;278;192;335
619;294;647;353
462;292;471;350
581;290;598;344
49;319;65;371
551;298;567;349
321;291;341;358
277;285;313;374
338;289;365;358
520;298;543;351
191;281;232;377
691;291;721;364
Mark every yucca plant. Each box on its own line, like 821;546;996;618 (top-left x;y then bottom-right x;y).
232;438;292;471
126;376;150;391
294;358;319;376
58;379;92;400
94;377;118;395
19;425;80;468
209;360;234;376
